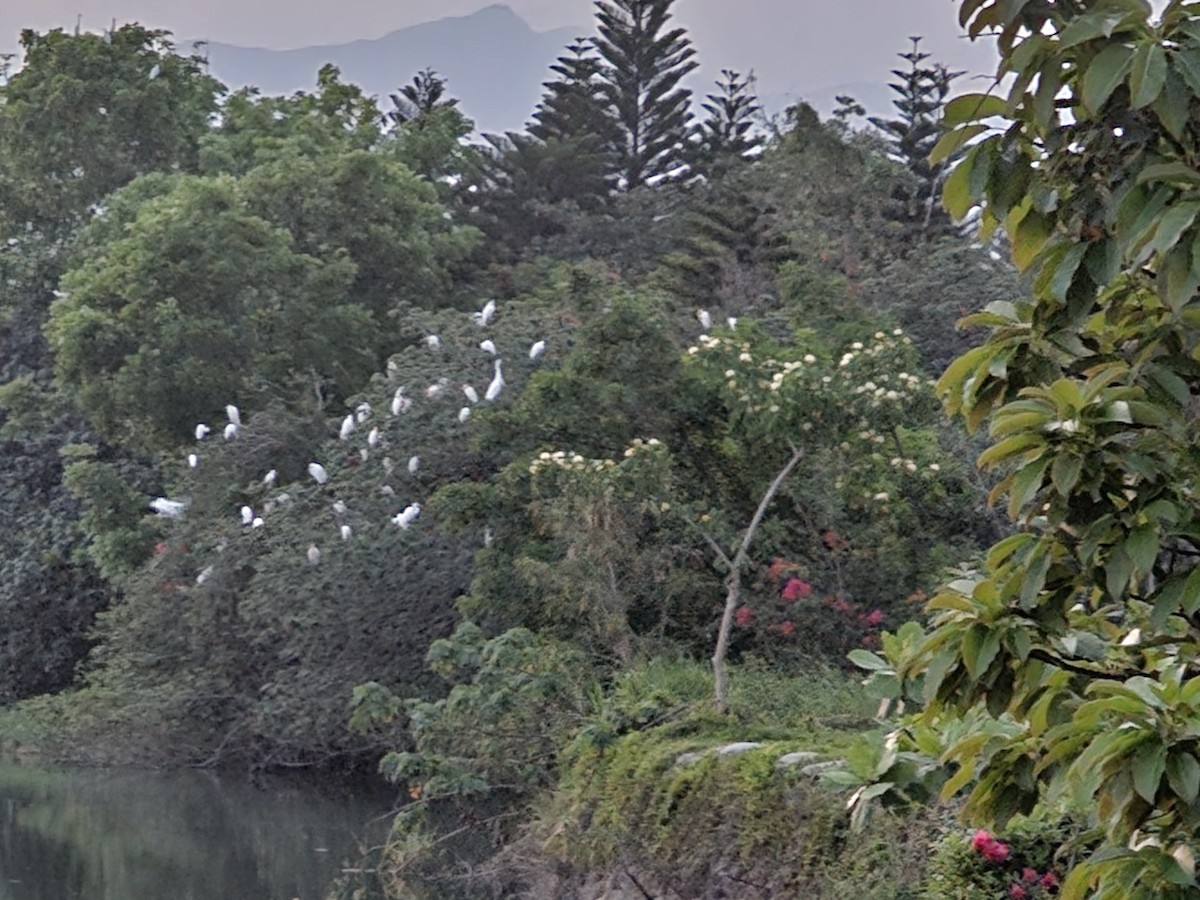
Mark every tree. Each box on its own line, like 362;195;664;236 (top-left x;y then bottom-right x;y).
386;68;458;129
693;69;762;176
846;2;1200;895
591;0;698;189
868;37;963;238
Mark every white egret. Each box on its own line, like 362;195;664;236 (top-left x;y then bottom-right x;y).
340;524;352;541
150;497;187;519
339;414;355;440
426;381;446;399
187;453;198;469
276;492;292;504
240;506;253;526
223;423;239;440
252;517;264;528
462;384;479;404
355;402;372;423
426;334;441;350
263;470;277;487
359;448;370;463
368;427;380;447
727;317;738;330
380;485;395;496
529;340;546;361
307;544;321;565
485;359;505;402
382;457;395;475
391;387;411;416
194;423;211;440
308;462;329;484
479;339;497;355
408;455;420;474
333;500;347;515
196;565;214;585
474;299;496;327
696;309;712;331
483;525;494;547
393;502;421;530
458;406;472;423
226;404;241;426
148;63;161;79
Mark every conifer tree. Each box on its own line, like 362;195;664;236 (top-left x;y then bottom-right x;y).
530;38;615;148
694;68;762;176
868;37;963;237
386;68;458;128
591;0;698;189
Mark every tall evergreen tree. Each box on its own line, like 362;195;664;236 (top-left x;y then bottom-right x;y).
694;69;762;176
386;68;458;129
591;0;698;189
868;37;963;237
530;38;615;147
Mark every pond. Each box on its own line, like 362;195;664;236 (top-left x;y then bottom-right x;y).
0;762;392;900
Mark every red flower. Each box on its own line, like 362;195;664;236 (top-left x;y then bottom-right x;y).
1021;867;1039;883
778;620;796;637
1040;872;1059;889
1009;886;1028;900
734;606;754;626
766;558;790;583
864;608;884;626
780;577;812;602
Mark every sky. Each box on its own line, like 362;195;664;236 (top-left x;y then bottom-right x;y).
0;1;1002;104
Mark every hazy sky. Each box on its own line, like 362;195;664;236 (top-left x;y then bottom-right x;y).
0;1;1001;100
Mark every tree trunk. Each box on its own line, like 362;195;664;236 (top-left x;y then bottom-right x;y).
711;567;742;715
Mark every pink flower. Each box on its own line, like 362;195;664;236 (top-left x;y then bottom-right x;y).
778;620;796;637
864;608;884;626
780;577;812;602
1022;867;1039;883
970;830;994;853
1009;886;1028;900
981;840;1011;863
734;606;754;626
1040;872;1059;889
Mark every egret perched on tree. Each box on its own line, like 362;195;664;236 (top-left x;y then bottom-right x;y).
529;340;546;361
240;506;254;526
252;517;264;528
727;317;738;330
485;359;505;402
187;453;198;469
462;384;479;404
263;470;277;487
355;402;372;423
307;544;321;565
308;462;329;484
340;524;352;541
339;414;355;440
474;299;496;327
223;422;239;440
425;334;441;350
226;404;241;426
382;457;395;475
391;387;411;416
393;502;421;530
332;500;347;515
194;423;211;440
150;497;187;518
426;380;447;398
196;565;214;585
458;406;472;423
696;309;712;331
368;427;380;447
479;339;497;355
408;455;420;474
148;63;160;79
380;485;395;496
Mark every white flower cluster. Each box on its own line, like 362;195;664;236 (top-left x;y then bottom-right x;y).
528;438;664;476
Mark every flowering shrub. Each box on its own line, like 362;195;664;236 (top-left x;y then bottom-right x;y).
921;819;1068;900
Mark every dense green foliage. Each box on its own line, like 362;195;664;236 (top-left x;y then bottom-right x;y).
0;2;1099;897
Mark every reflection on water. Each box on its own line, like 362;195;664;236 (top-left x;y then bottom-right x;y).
0;762;390;900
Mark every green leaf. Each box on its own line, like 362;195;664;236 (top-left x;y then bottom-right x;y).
1008;457;1050;519
1051;453;1083;496
848;649;891;672
1171;47;1200;96
1012;208;1054;270
1124;525;1159;575
930;124;987;166
943;151;978;220
942;92;1008;125
1166;752;1200;804
1137;162;1200;187
1107;546;1134;600
1129;43;1168;109
1082;44;1135;113
1058;11;1134;50
1132;742;1167;803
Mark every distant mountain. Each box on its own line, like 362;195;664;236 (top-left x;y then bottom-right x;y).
202;4;583;136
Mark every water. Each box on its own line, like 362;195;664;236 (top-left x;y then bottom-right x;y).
0;762;392;900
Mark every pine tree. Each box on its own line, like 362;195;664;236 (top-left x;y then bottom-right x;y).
868;37;963;237
386;68;458;128
694;69;762;176
591;0;698;189
530;38;616;147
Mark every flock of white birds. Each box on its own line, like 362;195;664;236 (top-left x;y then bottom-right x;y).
150;302;722;574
